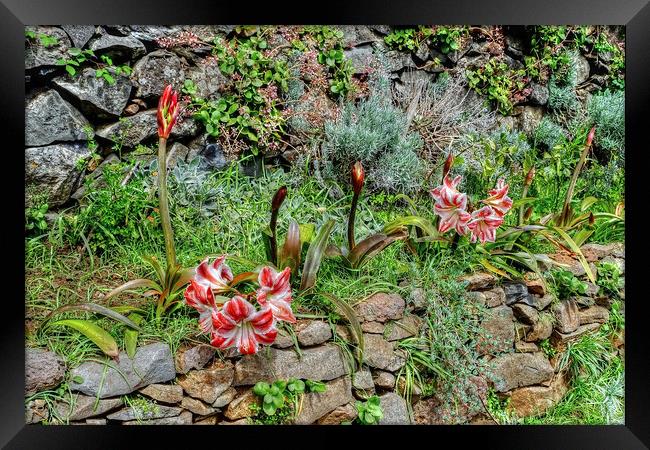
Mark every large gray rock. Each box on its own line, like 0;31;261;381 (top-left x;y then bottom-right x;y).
52;68;132;118
460;272;496;291
490;352;554;392
503;282;530;305
123;410;192;425
362;334;406;371
131;50;186;98
25;143;91;207
573;53;590;84
25;26;72;70
296;320;332;347
343;45;377;74
61;25;97;49
354;292;405;323
25;348;66;396
55;394;123;421
128;25;183;42
478;305;514;355
377;392;411;424
107;404;182;421
25;90;92;146
96;109;198;147
89;33;146;60
294;376;354;424
177;360;234;404
139;384;184;404
69;342;176;398
174;343;216;374
233;344;349;386
553;299;580;334
186;61;227;99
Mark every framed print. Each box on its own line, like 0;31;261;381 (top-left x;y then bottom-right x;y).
3;0;649;447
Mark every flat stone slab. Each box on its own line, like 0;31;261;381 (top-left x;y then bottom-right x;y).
490;352;554;392
69;342;175;398
294;376;354;424
233;344;349;386
55;394;123;421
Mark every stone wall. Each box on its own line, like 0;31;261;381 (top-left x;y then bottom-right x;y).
25;25;604;211
25;242;624;425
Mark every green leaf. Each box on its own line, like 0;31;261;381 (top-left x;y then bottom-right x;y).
253;382;270;396
278;220;301;274
103;278;162;302
42;303;142;331
549;226;596;283
262;402;276;415
299;219;335;291
124;313;143;358
65;65;76;76
50;319;119;358
320;293;364;368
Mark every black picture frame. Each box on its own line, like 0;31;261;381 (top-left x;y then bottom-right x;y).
4;0;649;447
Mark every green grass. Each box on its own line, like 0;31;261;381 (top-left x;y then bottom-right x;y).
25;151;625;426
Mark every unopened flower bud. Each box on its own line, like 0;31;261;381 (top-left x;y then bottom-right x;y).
272;186;287;211
352;161;365;195
443;151;454;179
523;206;533;222
524;167;536;188
586;126;596;148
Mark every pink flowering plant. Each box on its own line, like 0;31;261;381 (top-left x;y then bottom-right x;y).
430;172;513;245
184;255;296;355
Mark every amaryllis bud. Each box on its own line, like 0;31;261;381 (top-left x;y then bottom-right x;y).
523;206;533;222
157;84;180;139
443;151;454;179
586;126;596;148
271;186;288;211
351;161;365;195
524;167;536;188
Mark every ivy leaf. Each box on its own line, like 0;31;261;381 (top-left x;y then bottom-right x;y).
65;65;76;76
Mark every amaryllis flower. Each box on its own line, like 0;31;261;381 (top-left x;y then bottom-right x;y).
211;296;277;355
194;255;233;291
482;179;513;217
256;266;296;323
468;206;504;244
157;84;180;139
430;175;471;235
184;279;218;333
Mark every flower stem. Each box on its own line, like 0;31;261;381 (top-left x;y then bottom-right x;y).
347;191;359;250
157;137;177;271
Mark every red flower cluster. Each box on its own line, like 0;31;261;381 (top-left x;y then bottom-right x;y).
157;85;180;139
184;256;296;355
431;176;513;244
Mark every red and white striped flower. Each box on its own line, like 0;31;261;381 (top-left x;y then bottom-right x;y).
468;206;504;244
430;175;471;235
210;296;277;355
482;179;513;217
256;266;296;323
194;255;233;292
184;279;217;334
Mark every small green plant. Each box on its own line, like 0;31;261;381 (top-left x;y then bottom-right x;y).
429;26;466;54
25;201;49;234
466;59;528;115
187;32;289;155
596;261;622;296
25;30;59;48
384;27;426;52
485;387;512;424
56;48;132;83
550;268;587;300
317;47;355;98
540;338;557;359
355;395;383;425
250;378;327;424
